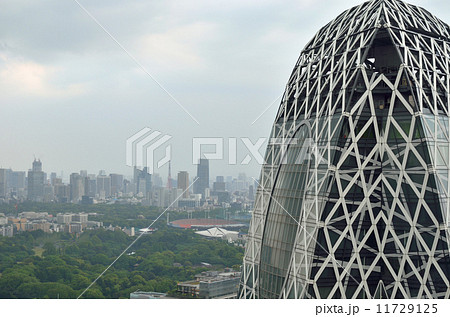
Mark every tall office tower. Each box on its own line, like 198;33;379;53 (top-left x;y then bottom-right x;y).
143;168;151;191
123;179;131;194
10;171;26;199
32;159;42;172
43;184;54;202
152;173;162;188
54;184;70;203
110;173;124;195
212;176;229;204
83;176;90;197
88;174;97;197
80;170;88;178
50;172;57;185
240;0;450;299
238;173;247;183
0;169;7;198
70;173;84;203
248;185;254;201
213;175;226;192
216;176;224;183
134;167;152;194
213;180;226;192
27;159;45;202
97;174;111;199
177;171;190;198
10;171;26;190
194;159;209;198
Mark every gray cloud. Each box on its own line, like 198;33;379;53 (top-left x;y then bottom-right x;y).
1;0;449;179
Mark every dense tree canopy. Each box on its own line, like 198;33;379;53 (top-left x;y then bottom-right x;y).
0;204;244;299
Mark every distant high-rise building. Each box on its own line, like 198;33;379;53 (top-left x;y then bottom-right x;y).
32;159;42;172
177;171;190;198
212;175;228;204
152;173;163;188
248;185;254;201
213;181;226;192
9;170;26;198
110;173;124;195
0;169;7;198
83;176;90;197
10;171;26;190
27;159;45;202
156;187;183;208
54;184;69;203
97;174;111;199
50;172;57;185
43;184;54;202
238;173;247;182
216;176;224;183
194;159;209;198
134;167;151;194
87;174;97;197
123;179;133;194
70;173;84;203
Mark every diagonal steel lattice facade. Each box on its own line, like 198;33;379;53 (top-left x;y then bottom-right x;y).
239;0;450;299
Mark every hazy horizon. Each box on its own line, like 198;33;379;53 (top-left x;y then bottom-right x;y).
2;0;449;181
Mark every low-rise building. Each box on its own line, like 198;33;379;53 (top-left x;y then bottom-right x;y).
9;218;27;231
56;213;72;224
1;225;14;237
72;213;88;223
129;291;168;299
177;269;241;299
177;280;200;297
32;222;51;233
70;222;83;233
86;221;103;228
18;212;49;219
122;227;135;236
195;227;239;242
178;198;201;209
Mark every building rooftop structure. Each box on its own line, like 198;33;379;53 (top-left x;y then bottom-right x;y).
195;227;239;242
129;291;168;299
169;218;245;229
177;269;240;299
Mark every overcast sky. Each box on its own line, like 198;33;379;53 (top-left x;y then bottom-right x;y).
1;0;448;181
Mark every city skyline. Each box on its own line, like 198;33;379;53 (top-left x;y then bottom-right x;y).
0;158;257;204
0;157;257;183
4;0;450;304
3;0;449;180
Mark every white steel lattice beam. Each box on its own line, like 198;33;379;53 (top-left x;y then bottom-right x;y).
239;0;450;299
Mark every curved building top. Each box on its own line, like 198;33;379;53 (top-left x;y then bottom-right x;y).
277;0;450;122
306;0;450;52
